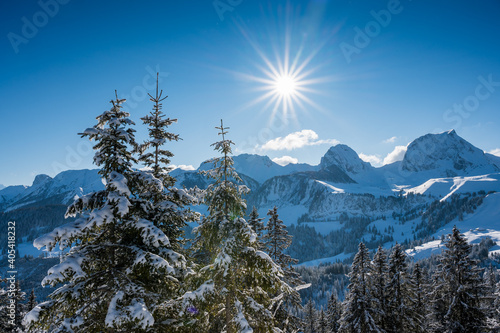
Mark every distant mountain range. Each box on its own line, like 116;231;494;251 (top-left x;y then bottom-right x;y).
2;129;500;218
2;130;500;262
0;169;103;212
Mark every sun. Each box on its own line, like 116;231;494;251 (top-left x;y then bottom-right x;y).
231;3;334;125
274;75;297;97
235;31;330;124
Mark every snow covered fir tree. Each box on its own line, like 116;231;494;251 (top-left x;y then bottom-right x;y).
333;227;500;333
263;206;306;332
429;226;486;332
169;120;300;332
339;242;381;333
24;86;198;331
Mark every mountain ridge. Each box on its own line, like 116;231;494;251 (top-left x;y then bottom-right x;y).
2;130;499;213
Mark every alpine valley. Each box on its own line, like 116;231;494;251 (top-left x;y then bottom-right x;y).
2;129;500;271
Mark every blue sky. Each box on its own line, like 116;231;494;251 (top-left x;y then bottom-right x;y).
1;0;499;186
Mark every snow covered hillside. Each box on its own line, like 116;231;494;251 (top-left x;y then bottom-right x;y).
407;192;500;260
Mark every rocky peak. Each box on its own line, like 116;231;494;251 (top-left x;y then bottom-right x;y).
32;174;52;187
320;144;371;175
401;130;498;176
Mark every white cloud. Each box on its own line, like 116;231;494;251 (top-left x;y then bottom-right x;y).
383;136;398;144
359;153;382;166
258;130;339;151
272;156;299;166
487;148;500;157
171;164;195;171
383;145;407;165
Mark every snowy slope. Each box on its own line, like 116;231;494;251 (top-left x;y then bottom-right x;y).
297;252;352;267
486;152;500;169
407;192;500;259
315;180;394;197
404;173;500;200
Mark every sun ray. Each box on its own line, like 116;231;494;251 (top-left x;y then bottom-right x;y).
231;5;335;126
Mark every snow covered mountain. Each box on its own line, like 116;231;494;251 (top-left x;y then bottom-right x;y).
233;154;317;183
320;144;373;176
0;169;103;211
401;130;499;177
2;129;500;262
2;130;499;216
0;184;28;209
190;153;317;184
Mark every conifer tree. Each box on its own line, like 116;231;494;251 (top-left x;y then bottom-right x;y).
263;206;295;269
493;281;500;326
484;264;497;292
247;206;264;249
263;206;305;332
0;276;11;331
263;206;304;288
304;298;317;333
339;242;382;333
429;226;485;333
137;73;200;252
25;92;189;332
409;263;427;332
385;243;419;333
178;120;296;333
326;292;342;333
316;308;328;333
483;264;498;321
0;279;27;332
370;246;388;331
13;280;26;329
27;289;37;312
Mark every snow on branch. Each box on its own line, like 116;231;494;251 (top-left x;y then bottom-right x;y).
180;280;215;307
133;218;171;248
23;301;53;327
108;171;131;196
42;252;86;287
105;291;154;329
128;247;176;276
234;300;253;333
34;217;87;251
